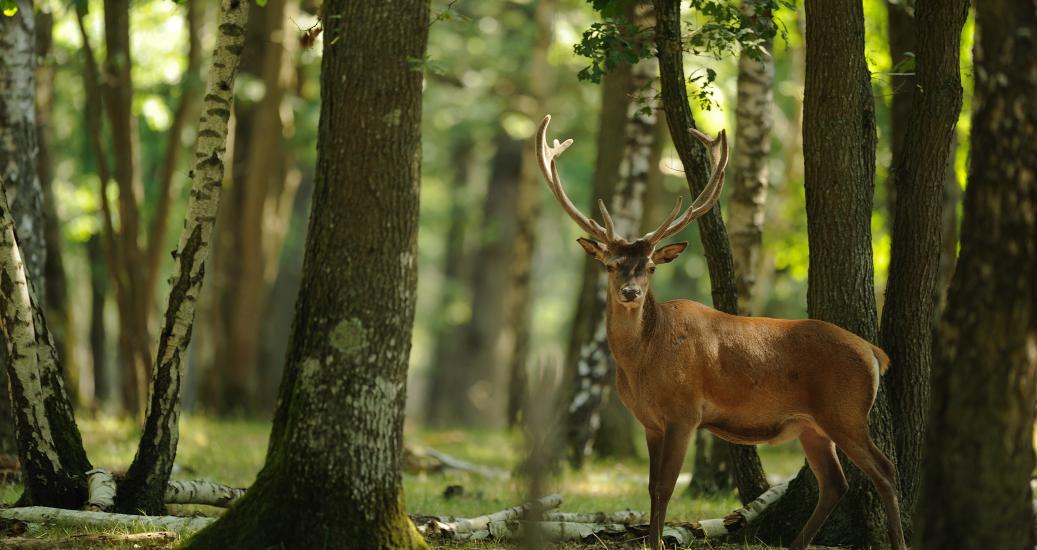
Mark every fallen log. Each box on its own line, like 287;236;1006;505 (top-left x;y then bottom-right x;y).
165;480;245;507
415;494;562;536
0;506;214;533
0;531;177;549
82;469;245;511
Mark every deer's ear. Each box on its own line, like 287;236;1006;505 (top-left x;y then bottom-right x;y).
652;242;688;264
577;238;609;262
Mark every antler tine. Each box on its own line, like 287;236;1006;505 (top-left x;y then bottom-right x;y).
537;115;608;241
643;196;683;244
645;128;729;245
597;199;616;241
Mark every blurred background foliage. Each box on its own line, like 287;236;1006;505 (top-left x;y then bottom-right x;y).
30;0;972;430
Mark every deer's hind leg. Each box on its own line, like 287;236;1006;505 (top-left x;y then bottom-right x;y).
830;426;907;550
789;429;848;550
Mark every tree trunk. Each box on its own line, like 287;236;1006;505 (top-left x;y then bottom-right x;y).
102;0;152;415
915;2;1037;548
0;0;92;506
87;235;110;406
185;1;431;546
427;132;521;426
559;46;632;463
0;0;45;458
935;132;959;318
652;0;769;505
207;0;300;414
116;0;249;515
563;3;660;467
884;0;916;219
505;0;555;428
754;0;895;545
879;0;967;526
728;3;774;317
424;139;473;421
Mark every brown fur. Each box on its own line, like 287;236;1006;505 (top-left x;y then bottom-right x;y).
590;245;906;550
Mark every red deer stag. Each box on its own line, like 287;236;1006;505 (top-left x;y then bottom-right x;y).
536;115;905;550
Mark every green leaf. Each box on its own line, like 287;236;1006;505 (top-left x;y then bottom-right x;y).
1;0;18;16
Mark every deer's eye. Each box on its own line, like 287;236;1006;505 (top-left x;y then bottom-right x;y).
648;266;656;274
606;265;616;273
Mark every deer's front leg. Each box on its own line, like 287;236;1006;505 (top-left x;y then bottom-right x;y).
645;428;664;549
648;422;695;549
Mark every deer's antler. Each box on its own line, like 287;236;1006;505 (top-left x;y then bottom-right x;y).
537;115;609;242
644;127;729;246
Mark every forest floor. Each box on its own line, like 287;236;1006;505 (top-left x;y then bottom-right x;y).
0;415;805;549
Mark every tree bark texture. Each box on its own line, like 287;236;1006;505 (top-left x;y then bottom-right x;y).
884;0;916;218
727;3;774;317
0;0;44;458
186;1;431;548
506;0;555;428
652;0;769;504
915;1;1037;548
566;4;659;467
755;0;896;545
116;0;249;515
0;188;89;508
878;0;968;524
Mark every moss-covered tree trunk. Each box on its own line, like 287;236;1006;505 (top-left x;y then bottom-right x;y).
754;0;897;545
879;0;967;525
652;0;769;504
185;1;431;547
116;0;249;515
915;2;1037;548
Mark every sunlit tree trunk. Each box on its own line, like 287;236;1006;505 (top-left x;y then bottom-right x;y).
879;0;967;524
186;2;431;546
916;2;1037;548
116;0;249;514
652;0;769;504
754;0;897;544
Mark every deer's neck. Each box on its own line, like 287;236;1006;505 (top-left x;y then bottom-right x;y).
605;289;659;361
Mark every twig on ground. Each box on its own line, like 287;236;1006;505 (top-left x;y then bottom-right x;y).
0;507;214;533
0;531;176;549
403;445;511;479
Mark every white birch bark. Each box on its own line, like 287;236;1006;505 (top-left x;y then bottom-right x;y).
727;2;775;315
0;506;214;533
566;3;659;457
403;444;511;479
84;469;116;511
119;0;249;513
164;480;245;507
418;494;562;535
0;186;64;490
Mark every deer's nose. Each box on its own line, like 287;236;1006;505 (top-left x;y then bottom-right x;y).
621;286;642;300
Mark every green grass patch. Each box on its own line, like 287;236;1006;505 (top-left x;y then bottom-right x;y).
0;416;805;549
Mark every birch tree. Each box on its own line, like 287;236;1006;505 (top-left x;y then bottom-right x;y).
186;1;431;546
651;0;769;504
916;1;1037;547
565;3;659;466
116;0;249;514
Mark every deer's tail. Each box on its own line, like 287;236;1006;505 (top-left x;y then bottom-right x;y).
870;344;891;375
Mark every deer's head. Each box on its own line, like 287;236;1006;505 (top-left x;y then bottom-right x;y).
536;115;728;309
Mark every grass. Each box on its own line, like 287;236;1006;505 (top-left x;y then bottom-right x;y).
0;415;807;549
